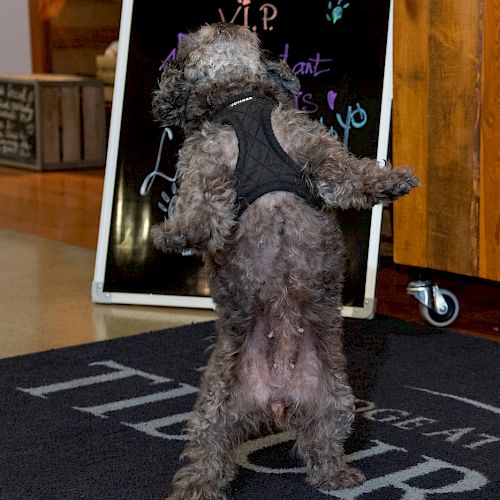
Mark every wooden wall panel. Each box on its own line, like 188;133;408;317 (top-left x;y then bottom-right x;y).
393;0;486;279
480;0;500;281
29;0;51;73
393;0;429;269
426;1;481;276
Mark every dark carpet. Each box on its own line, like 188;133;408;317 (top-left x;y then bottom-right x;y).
1;317;499;499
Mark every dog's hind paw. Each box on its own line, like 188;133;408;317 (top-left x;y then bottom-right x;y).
167;486;229;500
330;465;366;488
308;465;366;490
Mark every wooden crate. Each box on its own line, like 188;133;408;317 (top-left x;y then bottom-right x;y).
0;74;106;170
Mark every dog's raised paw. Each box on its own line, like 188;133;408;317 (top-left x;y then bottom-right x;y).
389;168;420;198
150;222;188;252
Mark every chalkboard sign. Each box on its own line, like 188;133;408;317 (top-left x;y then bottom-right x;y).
93;0;393;318
0;79;37;166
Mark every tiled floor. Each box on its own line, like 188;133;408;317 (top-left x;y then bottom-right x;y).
0;227;215;359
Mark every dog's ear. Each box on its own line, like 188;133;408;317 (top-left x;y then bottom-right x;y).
152;60;192;128
264;59;300;97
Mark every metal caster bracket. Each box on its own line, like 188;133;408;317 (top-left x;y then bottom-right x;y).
407;280;448;315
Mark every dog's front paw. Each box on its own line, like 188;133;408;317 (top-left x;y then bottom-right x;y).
308;465;366;490
383;167;419;202
150;222;188;253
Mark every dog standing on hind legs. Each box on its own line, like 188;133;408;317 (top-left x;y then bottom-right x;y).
150;22;418;500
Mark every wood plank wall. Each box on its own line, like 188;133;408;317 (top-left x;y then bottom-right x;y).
480;0;500;281
393;0;500;282
393;0;429;269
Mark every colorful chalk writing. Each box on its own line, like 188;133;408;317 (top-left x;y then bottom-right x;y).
337;102;367;146
278;42;368;145
327;90;337;110
218;0;278;32
279;43;333;78
160;33;185;70
140;127;178;218
293;91;319;114
326;0;350;24
320;102;367;146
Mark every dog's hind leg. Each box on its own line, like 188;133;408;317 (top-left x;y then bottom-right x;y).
291;385;365;491
167;350;247;500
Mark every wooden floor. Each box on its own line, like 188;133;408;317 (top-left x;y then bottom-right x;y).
0;165;498;360
0;166;104;249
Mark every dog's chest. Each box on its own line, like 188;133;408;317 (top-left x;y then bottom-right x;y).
211;94;319;217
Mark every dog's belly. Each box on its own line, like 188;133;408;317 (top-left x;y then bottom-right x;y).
237;317;323;412
213;191;344;416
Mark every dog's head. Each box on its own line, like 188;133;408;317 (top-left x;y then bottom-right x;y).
152;23;300;129
178;23;264;82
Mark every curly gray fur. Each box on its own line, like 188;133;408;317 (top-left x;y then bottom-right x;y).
150;22;418;500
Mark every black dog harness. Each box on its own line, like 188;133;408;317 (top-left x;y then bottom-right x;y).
210;92;321;217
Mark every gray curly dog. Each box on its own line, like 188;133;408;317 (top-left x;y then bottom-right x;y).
150;22;418;500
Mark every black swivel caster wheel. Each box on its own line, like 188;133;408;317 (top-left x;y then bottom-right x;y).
418;288;460;327
407;281;460;328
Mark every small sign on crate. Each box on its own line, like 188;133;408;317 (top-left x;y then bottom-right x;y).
0;74;106;170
